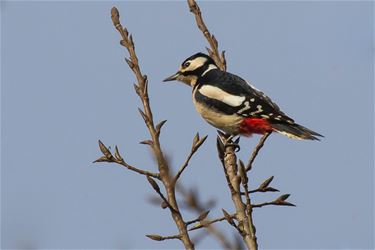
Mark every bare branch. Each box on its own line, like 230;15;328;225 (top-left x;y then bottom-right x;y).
248;186;279;194
224;137;257;248
173;133;208;185
222;208;237;228
115;159;160;179
188;214;233;232
246;132;271;172
187;0;226;70
94;141;160;179
156;120;167;137
242;176;280;194
252;201;296;208
110;7;194;249
252;194;296;208
147;176;176;212
107;3;293;250
186;210;210;226
238;160;251;220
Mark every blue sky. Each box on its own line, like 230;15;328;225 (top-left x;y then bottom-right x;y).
1;1;374;249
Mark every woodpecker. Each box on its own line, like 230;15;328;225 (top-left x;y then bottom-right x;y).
163;53;323;140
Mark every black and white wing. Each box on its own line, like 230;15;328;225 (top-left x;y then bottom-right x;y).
200;70;295;124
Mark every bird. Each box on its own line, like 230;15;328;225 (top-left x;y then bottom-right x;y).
163;52;323;141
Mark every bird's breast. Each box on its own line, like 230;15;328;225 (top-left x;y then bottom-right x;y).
192;89;242;135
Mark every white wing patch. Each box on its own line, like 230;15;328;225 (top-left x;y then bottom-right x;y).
199;85;245;107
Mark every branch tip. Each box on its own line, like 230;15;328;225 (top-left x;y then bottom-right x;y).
139;140;154;147
222;209;236;227
138;108;149;123
146;234;181;241
114;145;123;161
198;210;210;221
97;140;114;161
277;194;291;201
156;120;167;136
147;176;160;193
111;7;120;26
259;176;274;189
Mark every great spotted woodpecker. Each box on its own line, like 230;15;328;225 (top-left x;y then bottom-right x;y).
163;53;323;140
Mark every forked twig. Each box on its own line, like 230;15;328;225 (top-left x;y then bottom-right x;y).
94;141;160;179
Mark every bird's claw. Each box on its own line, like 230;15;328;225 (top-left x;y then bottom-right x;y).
223;135;240;152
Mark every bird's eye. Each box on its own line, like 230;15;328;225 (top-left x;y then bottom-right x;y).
183;62;191;68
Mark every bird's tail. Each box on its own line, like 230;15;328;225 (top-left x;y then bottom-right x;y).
271;122;323;141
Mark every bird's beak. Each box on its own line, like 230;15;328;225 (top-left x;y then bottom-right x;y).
163;72;180;82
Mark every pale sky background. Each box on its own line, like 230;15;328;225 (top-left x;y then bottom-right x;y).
1;1;374;249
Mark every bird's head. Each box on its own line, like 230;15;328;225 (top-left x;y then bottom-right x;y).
163;52;218;87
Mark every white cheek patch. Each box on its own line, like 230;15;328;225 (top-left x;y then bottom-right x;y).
199;85;245;107
185;57;208;71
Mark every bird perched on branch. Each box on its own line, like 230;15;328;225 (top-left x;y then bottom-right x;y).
164;53;322;140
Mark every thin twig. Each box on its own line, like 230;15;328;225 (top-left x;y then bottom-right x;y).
248;187;279;194
174;151;194;184
187;0;226;71
186;210;210;226
252;201;296;208
247;176;279;193
188;215;230;231
246;132;271;172
253;194;296;208
94;141;160;179
146;176;177;212
173;134;207;186
115;159;160;179
146;234;182;241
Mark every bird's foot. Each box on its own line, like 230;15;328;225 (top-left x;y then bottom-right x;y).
218;131;240;152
